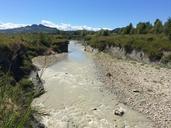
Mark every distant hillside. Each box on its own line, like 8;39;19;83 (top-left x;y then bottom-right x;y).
0;24;60;33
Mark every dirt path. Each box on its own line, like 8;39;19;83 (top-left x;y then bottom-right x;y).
32;41;154;128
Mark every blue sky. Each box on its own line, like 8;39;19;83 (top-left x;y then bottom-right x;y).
0;0;171;30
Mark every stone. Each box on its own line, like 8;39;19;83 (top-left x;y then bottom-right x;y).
133;90;140;93
106;72;112;77
92;108;97;111
114;107;125;116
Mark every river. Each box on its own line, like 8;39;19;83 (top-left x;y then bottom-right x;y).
32;40;153;128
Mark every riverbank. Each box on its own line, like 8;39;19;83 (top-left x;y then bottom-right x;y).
0;34;69;127
92;52;171;128
32;41;155;128
31;53;68;127
32;53;67;68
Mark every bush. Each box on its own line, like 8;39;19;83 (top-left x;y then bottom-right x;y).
0;74;32;128
149;51;163;62
169;34;171;40
19;78;33;90
124;41;134;54
161;54;171;64
0;33;69;127
87;34;171;62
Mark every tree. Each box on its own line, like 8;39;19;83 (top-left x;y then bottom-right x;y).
145;22;153;33
154;19;163;34
80;30;87;37
97;29;110;36
122;23;134;34
164;18;171;40
136;22;152;34
136;22;147;34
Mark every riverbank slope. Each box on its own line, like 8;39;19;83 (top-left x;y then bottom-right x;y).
0;33;69;127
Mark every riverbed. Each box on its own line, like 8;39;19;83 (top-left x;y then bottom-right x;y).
32;41;154;128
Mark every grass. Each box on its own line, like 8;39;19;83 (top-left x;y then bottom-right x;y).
0;33;69;127
0;73;33;128
87;34;171;62
0;33;68;53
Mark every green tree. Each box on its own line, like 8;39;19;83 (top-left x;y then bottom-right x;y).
145;22;153;33
122;23;134;34
136;22;147;34
80;30;88;37
97;29;110;36
154;19;163;34
164;18;171;40
136;22;152;34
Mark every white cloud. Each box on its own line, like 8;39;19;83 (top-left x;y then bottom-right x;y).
0;22;27;29
0;20;112;31
41;20;111;31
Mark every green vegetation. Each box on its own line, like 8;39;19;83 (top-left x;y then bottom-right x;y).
112;17;171;36
85;18;171;63
0;33;69;127
0;17;171;127
164;18;171;40
154;19;163;34
0;73;33;128
87;34;171;61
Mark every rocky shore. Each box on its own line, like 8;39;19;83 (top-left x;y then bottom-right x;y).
92;52;171;128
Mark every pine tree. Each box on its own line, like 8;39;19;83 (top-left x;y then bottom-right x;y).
164;18;171;40
154;19;163;34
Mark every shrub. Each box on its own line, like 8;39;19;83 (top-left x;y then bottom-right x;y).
0;74;32;128
19;78;33;90
161;54;171;64
124;41;134;54
149;51;163;62
87;34;171;62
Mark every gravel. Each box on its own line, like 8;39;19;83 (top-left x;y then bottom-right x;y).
92;52;171;128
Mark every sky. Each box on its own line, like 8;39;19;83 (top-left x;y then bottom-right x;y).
0;0;171;30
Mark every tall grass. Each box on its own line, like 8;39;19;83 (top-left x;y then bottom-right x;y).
0;72;33;128
0;33;67;127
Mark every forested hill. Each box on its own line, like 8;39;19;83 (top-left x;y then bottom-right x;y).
0;24;60;34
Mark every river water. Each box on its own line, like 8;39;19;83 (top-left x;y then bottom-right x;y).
32;41;153;128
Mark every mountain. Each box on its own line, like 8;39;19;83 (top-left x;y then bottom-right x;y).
0;24;60;33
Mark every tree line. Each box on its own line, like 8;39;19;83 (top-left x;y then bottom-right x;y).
112;18;171;39
87;18;171;39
